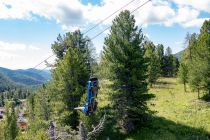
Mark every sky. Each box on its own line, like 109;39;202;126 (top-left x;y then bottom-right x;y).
0;0;209;69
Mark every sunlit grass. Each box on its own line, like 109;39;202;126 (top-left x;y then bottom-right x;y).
149;78;210;132
98;77;210;140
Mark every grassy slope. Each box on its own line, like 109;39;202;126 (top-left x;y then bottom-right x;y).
98;78;210;140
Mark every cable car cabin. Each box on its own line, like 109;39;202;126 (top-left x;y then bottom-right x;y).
83;77;99;115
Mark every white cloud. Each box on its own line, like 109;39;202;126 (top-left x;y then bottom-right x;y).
175;41;182;45
171;0;210;13
0;0;209;29
0;41;41;52
0;51;20;59
182;18;210;27
174;6;199;23
0;41;26;51
28;45;40;51
134;1;175;26
0;40;48;69
0;0;176;28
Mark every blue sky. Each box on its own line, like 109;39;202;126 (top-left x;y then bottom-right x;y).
0;0;209;69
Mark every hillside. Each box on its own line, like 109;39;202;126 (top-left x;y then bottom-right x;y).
174;50;184;60
0;73;17;92
0;67;51;86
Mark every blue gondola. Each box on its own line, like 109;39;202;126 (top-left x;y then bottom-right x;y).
75;77;99;115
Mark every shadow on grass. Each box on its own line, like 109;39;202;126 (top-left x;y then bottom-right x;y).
99;115;210;140
153;81;175;89
156;80;175;85
129;115;210;140
201;93;210;102
152;85;174;89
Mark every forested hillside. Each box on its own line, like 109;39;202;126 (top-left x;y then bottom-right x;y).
0;72;16;92
0;67;50;86
174;50;184;60
0;9;209;140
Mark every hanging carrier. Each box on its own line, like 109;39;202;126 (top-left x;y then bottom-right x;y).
83;77;99;115
74;77;99;115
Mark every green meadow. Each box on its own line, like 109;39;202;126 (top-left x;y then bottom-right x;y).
98;78;210;140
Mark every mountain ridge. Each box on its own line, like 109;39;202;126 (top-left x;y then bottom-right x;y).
0;67;51;86
174;50;184;61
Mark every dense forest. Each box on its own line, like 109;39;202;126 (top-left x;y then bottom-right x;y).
0;10;209;140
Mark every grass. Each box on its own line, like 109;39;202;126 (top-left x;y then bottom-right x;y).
97;78;210;140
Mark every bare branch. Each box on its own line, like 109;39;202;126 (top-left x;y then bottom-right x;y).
87;113;106;139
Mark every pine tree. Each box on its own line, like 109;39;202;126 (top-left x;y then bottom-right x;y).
162;47;178;77
0;120;4;140
28;93;35;119
53;48;89;129
184;32;198;61
156;44;164;76
51;30;92;62
104;10;148;132
165;46;172;56
144;41;160;87
36;84;51;121
172;56;179;76
4;102;19;140
0;94;4;107
188;20;210;96
188;60;203;98
9;105;19;140
178;62;188;92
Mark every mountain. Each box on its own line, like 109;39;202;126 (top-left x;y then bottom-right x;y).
174;50;184;61
0;67;51;86
0;72;17;92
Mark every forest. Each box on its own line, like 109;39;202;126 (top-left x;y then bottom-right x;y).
0;10;209;140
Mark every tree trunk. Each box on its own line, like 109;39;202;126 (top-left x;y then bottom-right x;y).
197;88;200;99
150;83;153;88
184;83;186;93
208;87;210;97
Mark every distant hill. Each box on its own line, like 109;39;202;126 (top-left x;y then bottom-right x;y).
174;50;184;61
0;67;51;86
0;72;17;92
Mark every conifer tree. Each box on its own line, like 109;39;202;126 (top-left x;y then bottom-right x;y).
162;47;178;77
36;85;51;121
4;102;19;140
178;62;188;92
51;30;92;63
53;48;89;129
188;20;210;96
103;10;148;132
145;41;160;87
9;105;19;140
188;61;203;98
156;44;164;76
46;30;94;129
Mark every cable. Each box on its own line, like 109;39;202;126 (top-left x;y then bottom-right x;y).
90;0;151;41
131;0;151;13
83;0;137;35
31;0;139;70
32;0;151;71
33;54;54;69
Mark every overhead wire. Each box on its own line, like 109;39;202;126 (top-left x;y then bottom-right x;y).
36;0;152;118
83;0;137;35
34;0;151;72
32;0;141;70
90;0;151;40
